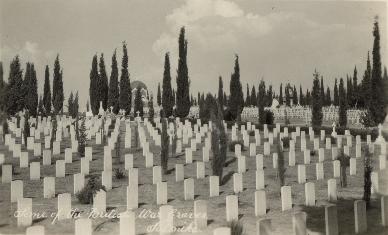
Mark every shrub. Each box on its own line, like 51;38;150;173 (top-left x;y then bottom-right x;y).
76;175;106;204
3;120;9;140
281;137;290;149
248;130;255;136
330;136;337;145
228;220;244;235
229;140;245;152
263;110;274;125
114;168;125;179
310;150;317;156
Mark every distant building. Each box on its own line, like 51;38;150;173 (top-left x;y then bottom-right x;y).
130;80;149;107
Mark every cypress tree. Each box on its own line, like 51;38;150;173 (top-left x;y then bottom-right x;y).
27;64;38;117
162;52;173;117
68;92;74;117
334;78;339;106
353;66;358;107
175;27;190;118
22;63;31;113
311;70;323;126
267;85;273;106
157;83;162;106
347;76;353;107
5;56;24;115
108;50;120;114
42;65;52;115
258;80;266;125
86;100;90;112
119;42;131;115
251;85;257;106
320;77;325;102
161;118;169;174
134;86;144;117
285;83;291;106
305;89;311;106
292;85;298;105
299;85;304;105
384;66;388;105
78;118;86;156
228;55;243;120
73;92;79;118
369;18;386;124
211;101;227;184
148;95;154;120
279;83;283;105
89;55;99;115
339;78;347;127
52;55;64;114
38;95;44;115
218;76;224;108
223;92;227;106
245;84;250;106
99;54;109;110
326;87;331;106
360;52;372;108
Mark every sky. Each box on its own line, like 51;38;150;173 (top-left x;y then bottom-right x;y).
0;0;386;111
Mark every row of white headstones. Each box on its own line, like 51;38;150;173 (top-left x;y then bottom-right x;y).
1;115;388;235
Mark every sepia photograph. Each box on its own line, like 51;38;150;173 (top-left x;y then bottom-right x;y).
0;0;388;234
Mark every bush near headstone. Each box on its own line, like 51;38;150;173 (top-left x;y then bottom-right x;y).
76;175;106;204
227;220;244;235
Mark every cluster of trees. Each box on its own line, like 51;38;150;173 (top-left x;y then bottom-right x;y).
0;55;64;117
89;42;131;115
157;27;190;118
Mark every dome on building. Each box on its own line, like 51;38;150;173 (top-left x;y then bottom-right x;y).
131;80;147;91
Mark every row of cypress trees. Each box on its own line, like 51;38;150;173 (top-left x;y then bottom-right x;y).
0;55;64;117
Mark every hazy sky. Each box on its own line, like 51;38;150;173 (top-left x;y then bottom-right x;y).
0;0;386;110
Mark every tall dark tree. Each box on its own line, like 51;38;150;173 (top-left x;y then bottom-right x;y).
5;56;24;115
279;83;283;105
52;55;64;114
325;87;331;106
384;66;388;105
267;85;273;106
292;85;298;105
38;95;44;115
218;76;224;108
360;52;372;108
369;18;386;124
99;54;109;110
347;76;353;107
68;92;74;117
299;85;304;105
245;84;250;106
26;64;38;116
285;83;291;106
338;78;347;127
89;55;99;115
108;50;120;114
251;85;257;106
73;92;79;118
162;52;173;117
305;89;311;106
257;80;266;125
333;78;339;106
134;86;144;117
228;55;243;119
353;66;359;107
175;27;190;118
43;65;51;115
320;77;325;102
148;95;154;120
119;42;131;115
311;70;323;126
22;63;31;113
157;83;162;106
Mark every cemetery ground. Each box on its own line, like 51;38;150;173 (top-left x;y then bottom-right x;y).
0;119;387;235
